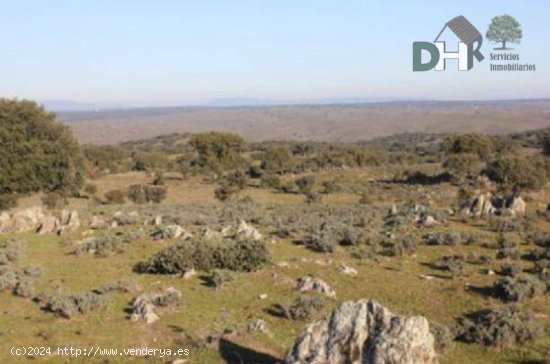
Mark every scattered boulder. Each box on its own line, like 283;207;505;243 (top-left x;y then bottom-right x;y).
221;225;236;238
284;299;438;364
181;268;197;280
90;216;107;230
10;207;46;233
130;287;182;324
131;295;160;324
236;220;262;241
296;276;336;298
337;264;358;276
248;319;269;333
151;225;191;240
467;192;495;217
418;215;439;228
0;207;80;235
57;210;80;235
36;216;60;235
505;195;526;217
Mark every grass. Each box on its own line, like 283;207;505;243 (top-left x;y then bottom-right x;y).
0;170;549;363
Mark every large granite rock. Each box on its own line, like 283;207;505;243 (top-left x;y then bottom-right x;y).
284;299;438;364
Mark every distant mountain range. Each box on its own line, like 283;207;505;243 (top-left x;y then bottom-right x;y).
42;97;428;112
57;98;550;145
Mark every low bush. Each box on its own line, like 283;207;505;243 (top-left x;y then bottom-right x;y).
0;238;26;264
0;265;42;299
424;230;462;246
384;237;417;256
73;235;124;258
138;237;269;274
437;255;464;278
281;295;325;321
500;264;521;277
496;235;520;260
96;279;139;294
209;269;235;290
127;184;147;204
144;185;167;203
429;323;455;352
260;174;281;189
105;189;126;204
305;232;336;253
455;305;542;346
43;290;105;319
493;274;546;302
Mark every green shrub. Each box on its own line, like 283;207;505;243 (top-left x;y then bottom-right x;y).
127;184;146;204
493;274;546;302
486;155;548;189
496;235;520;259
0;239;26;264
144;185;167;204
441;133;495;160
260;174;281;189
430;323;455;352
443;153;482;180
73;235;124;258
209;269;234;290
281;295;325;321
105;189;126;204
0;99;83;199
437;255;464;278
305;232;336;253
96;279;139;294
500;264;521;277
139;237;269;274
43;291;105;319
455;305;542;346
424;230;462;246
190;132;245;170
385;237;417;256
338;227;364;246
260;147;294;174
295;176;315;194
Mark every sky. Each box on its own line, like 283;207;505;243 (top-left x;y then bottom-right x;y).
1;0;549;107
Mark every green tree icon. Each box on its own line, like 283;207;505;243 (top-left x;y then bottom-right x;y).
486;14;522;50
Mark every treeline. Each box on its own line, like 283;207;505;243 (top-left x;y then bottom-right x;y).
1;98;549;209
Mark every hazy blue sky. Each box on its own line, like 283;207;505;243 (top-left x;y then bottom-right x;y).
1;0;548;106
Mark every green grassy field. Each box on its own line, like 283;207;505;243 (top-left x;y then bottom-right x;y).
1;170;549;364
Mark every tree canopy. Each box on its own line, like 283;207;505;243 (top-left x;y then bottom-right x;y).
0;99;83;199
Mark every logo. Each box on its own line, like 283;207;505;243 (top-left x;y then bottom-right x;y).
413;15;484;71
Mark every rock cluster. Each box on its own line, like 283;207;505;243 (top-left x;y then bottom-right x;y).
296;276;336;298
462;191;526;217
130;287;182;324
0;207;80;235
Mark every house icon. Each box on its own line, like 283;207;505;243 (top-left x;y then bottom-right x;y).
433;15;485;70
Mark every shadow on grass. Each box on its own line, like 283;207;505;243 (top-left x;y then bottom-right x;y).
198;274;217;288
219;338;281;364
467;285;494;298
264;304;288;319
